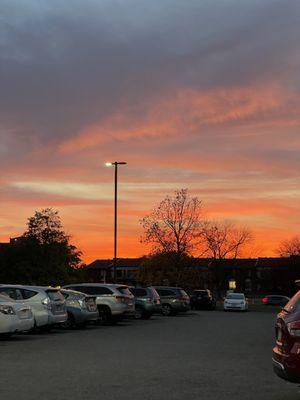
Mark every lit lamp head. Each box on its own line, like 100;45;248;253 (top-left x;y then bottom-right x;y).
105;162;113;167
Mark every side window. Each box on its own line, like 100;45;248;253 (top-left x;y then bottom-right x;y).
94;287;113;295
21;289;38;299
157;289;176;297
0;288;22;300
81;286;97;295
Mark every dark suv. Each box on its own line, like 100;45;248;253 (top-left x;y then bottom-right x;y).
129;286;161;319
190;289;216;310
273;289;300;383
153;286;190;316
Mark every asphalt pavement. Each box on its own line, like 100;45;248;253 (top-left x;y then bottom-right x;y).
0;309;299;400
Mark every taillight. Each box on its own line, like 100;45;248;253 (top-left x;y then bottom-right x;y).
262;297;267;304
287;321;300;337
179;297;189;302
0;305;15;315
115;296;126;303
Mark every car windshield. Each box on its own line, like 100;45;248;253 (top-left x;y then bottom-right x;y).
283;291;300;313
227;294;245;300
46;290;64;301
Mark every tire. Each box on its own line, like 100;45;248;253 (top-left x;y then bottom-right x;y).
161;304;175;316
142;312;152;320
0;332;12;340
97;306;112;325
76;322;87;329
61;312;76;329
134;306;144;320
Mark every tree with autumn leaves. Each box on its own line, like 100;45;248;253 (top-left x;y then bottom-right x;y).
136;189;253;287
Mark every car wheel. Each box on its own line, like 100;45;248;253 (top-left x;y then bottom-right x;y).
61;312;75;329
161;304;174;316
142;312;152;320
97;306;112;325
0;332;12;340
76;322;87;329
134;306;144;319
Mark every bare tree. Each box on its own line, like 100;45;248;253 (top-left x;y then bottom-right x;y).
200;221;253;260
140;189;203;255
277;236;300;257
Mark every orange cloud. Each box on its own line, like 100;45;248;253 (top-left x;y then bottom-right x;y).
59;83;300;155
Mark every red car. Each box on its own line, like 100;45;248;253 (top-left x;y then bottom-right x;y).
273;289;300;383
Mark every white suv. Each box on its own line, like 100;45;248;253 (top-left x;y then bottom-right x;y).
63;283;135;324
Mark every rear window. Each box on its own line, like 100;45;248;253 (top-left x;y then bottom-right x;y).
21;289;38;299
180;290;189;297
46;290;64;301
130;288;148;297
147;287;160;299
284;291;300;313
156;289;176;297
117;286;132;296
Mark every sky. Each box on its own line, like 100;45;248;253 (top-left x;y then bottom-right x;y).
0;0;299;263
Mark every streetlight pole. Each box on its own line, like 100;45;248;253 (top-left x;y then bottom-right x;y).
105;161;127;282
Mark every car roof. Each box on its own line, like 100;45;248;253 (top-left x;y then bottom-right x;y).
64;283;128;288
0;284;60;291
60;288;90;296
153;286;183;290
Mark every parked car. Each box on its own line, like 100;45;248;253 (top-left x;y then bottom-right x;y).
129;286;161;319
0;294;34;339
63;283;135;324
190;289;216;310
223;293;248;311
273;289;300;383
0;285;67;329
60;289;99;328
262;295;290;307
153;286;190;316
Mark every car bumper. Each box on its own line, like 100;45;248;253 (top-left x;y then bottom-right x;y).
48;312;68;325
273;347;300;383
224;304;247;310
0;316;34;334
70;308;99;324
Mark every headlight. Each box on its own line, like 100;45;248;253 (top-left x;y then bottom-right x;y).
0;305;15;315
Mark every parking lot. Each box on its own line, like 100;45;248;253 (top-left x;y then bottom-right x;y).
0;308;299;400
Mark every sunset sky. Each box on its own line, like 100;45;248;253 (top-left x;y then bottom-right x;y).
0;0;299;263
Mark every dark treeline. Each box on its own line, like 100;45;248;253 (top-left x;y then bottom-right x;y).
0;208;87;286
